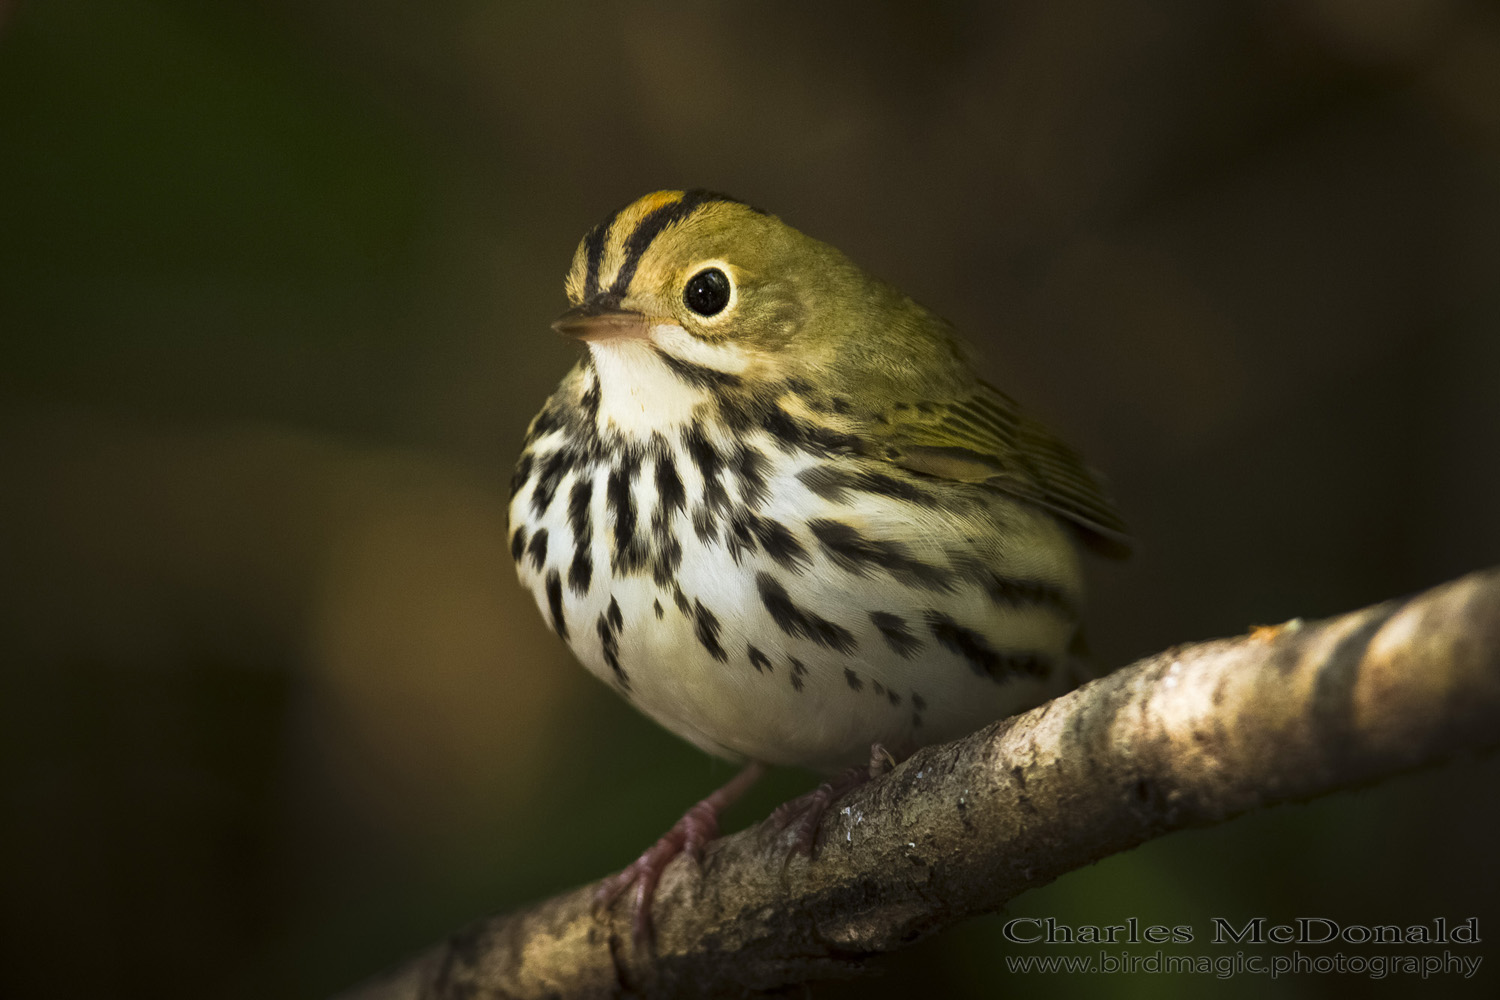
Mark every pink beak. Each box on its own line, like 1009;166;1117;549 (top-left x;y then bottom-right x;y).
552;305;649;343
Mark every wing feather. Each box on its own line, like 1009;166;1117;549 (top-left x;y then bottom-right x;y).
864;381;1131;557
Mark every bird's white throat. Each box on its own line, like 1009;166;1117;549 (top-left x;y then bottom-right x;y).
587;324;748;437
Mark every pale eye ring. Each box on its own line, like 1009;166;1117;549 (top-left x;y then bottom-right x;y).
683;267;731;316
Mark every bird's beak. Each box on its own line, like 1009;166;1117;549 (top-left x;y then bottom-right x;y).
552;304;650;343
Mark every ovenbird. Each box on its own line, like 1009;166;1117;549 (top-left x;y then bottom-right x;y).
509;190;1128;937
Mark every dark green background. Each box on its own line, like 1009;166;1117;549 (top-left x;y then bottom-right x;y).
2;1;1498;997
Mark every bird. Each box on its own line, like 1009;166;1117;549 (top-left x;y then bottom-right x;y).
507;189;1129;941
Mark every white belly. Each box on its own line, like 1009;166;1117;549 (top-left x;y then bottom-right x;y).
509;414;1082;774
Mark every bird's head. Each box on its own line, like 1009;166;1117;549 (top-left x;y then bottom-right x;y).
552;190;959;434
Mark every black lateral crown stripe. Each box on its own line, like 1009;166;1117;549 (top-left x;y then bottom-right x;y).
608;190;744;296
582;216;612;299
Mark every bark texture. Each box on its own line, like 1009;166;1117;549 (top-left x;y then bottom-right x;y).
339;566;1500;999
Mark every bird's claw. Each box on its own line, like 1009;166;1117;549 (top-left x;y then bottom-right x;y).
771;744;900;859
592;762;765;946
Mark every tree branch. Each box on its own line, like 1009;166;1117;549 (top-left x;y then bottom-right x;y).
338;566;1500;999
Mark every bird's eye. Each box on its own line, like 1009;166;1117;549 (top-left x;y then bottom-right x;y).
683;267;731;317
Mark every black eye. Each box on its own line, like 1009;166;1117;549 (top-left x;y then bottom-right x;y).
683;267;731;316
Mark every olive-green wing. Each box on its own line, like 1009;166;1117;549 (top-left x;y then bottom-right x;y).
865;381;1131;557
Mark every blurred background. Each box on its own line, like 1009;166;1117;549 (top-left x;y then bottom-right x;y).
2;0;1498;997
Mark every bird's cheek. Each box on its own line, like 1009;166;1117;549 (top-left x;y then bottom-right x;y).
649;323;752;376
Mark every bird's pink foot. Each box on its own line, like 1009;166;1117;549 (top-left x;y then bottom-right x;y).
771;743;898;856
595;761;765;945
